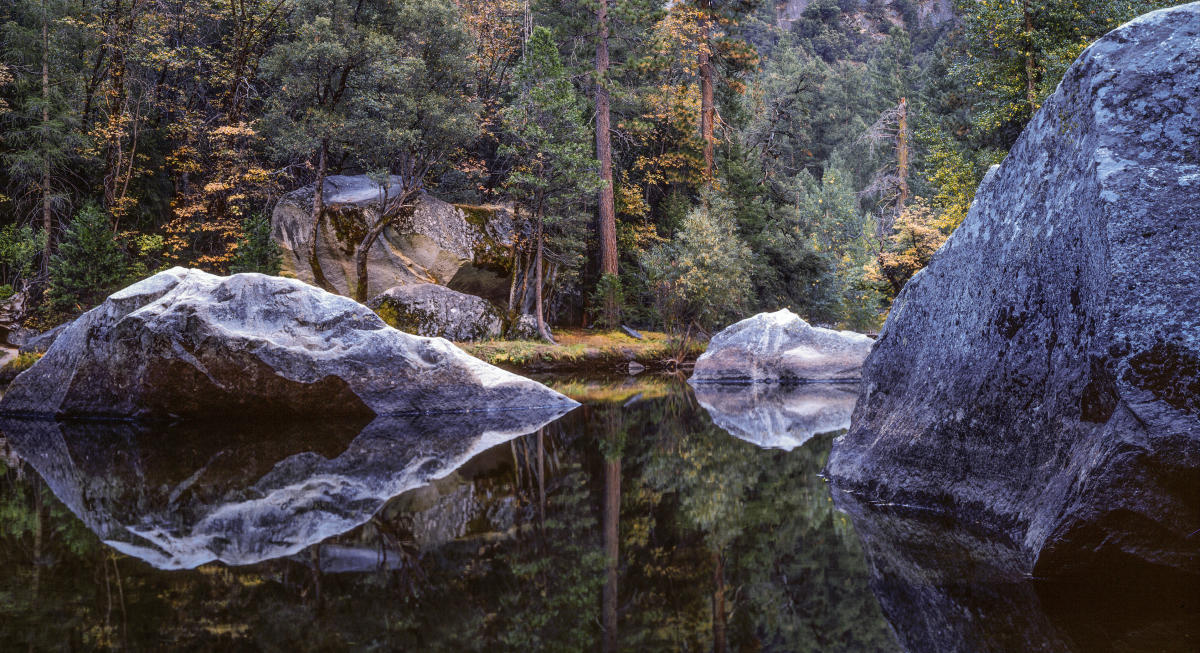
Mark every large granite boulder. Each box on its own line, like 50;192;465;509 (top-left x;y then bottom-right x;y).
0;268;577;419
368;283;502;341
690;309;874;384
271;175;514;301
693;383;858;451
1;406;570;569
827;5;1200;577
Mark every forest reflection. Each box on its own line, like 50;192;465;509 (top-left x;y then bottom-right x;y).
0;376;896;651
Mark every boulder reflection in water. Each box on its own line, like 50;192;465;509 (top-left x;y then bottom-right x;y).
0;406;572;570
692;382;858;451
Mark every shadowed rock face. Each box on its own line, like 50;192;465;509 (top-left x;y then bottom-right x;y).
0;268;577;419
368;283;503;342
690;309;874;384
828;5;1200;577
693;383;858;451
271;175;514;300
0;406;572;569
834;490;1200;653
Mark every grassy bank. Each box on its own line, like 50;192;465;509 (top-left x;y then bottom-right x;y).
458;328;706;373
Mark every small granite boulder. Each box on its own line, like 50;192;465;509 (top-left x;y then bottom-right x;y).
0;268;577;419
506;314;539;340
368;283;502;342
690;309;874;384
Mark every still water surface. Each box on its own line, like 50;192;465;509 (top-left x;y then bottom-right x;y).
0;376;1194;651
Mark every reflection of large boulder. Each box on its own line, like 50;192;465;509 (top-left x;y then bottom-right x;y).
0;268;576;419
368;283;502;342
693;383;857;451
1;406;571;569
691;309;874;384
828;6;1200;578
834;490;1199;653
271;175;514;301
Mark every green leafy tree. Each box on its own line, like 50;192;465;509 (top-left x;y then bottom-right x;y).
639;192;753;332
261;0;395;291
349;0;480;301
501;26;599;341
955;0;1177;148
48;204;128;312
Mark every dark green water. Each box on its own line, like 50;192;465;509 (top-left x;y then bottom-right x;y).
0;376;1194;652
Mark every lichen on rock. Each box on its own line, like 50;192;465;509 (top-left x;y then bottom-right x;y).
826;4;1200;578
368;283;503;342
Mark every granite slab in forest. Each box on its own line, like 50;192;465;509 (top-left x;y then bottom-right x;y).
827;5;1200;577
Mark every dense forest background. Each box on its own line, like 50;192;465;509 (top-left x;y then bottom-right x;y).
0;0;1179;331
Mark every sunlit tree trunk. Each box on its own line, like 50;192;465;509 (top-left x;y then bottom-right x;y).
1022;0;1038;115
40;0;52;278
595;0;619;322
534;208;554;343
896;97;909;213
309;139;332;290
698;0;715;182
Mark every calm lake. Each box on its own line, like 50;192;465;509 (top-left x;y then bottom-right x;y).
0;376;1194;652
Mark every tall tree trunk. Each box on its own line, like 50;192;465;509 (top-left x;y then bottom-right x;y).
534;212;554;343
698;1;715;182
595;0;619;322
712;550;726;653
896;97;909;213
1022;0;1038;115
40;0;52;279
601;412;621;653
309;140;332;291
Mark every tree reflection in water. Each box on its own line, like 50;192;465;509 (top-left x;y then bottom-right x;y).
23;374;1161;648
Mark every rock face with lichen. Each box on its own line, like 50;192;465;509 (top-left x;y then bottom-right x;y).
369;283;502;342
271;175;514;301
0;268;577;419
690;309;874;384
827;5;1200;578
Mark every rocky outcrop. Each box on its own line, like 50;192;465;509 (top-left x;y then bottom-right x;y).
0;268;577;419
17;321;68;354
271;175;514;301
1;406;571;569
690;309;874;384
369;283;503;342
828;5;1200;577
694;383;858;451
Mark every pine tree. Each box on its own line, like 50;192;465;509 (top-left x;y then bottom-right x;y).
229;215;282;275
501;26;599;341
48;204;128;312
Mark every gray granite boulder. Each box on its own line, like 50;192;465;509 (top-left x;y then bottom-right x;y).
690;309;874;384
506;314;539;340
694;382;858;451
368;283;502;341
827;5;1200;577
271;175;514;301
0;268;577;419
1;406;570;569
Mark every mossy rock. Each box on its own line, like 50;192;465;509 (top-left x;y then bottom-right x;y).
369;284;503;342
